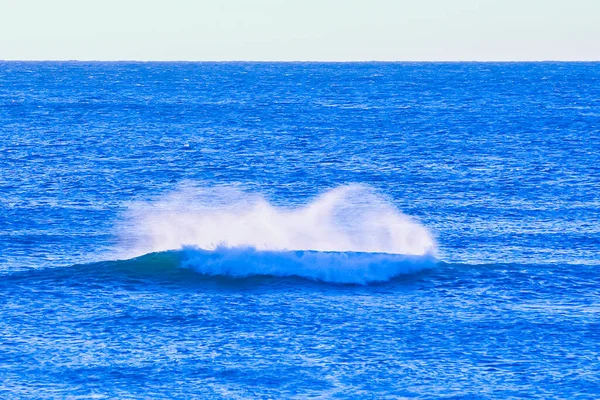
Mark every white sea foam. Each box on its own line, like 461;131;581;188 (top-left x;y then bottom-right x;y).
117;183;437;258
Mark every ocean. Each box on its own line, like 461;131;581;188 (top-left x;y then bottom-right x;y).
1;62;599;398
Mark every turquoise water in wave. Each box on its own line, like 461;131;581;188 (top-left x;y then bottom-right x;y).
1;62;599;398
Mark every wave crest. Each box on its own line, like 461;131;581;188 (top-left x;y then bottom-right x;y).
179;246;435;284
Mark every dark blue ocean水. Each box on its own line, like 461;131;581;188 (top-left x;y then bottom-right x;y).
1;62;599;398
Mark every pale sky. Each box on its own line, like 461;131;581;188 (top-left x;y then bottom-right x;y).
1;0;598;61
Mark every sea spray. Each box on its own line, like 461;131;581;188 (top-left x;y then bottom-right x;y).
116;183;437;257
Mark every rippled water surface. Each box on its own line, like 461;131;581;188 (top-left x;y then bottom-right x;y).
1;62;599;398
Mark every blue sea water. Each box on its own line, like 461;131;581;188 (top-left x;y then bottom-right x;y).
1;62;599;398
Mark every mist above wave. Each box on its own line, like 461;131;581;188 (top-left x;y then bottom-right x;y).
116;183;437;258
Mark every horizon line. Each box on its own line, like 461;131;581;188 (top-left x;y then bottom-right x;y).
2;59;600;63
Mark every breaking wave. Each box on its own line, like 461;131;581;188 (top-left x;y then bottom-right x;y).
110;183;438;284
